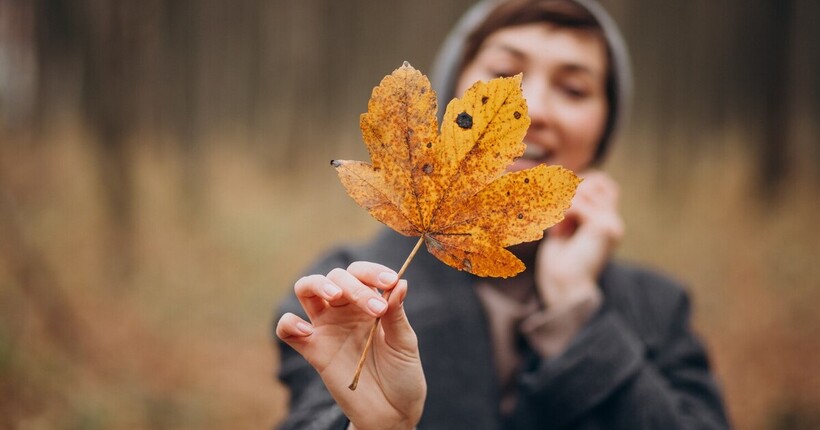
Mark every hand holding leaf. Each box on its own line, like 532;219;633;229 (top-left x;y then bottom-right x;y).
333;62;580;389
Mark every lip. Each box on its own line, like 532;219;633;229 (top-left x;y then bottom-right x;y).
519;142;554;162
509;158;542;171
523;144;541;157
506;141;557;172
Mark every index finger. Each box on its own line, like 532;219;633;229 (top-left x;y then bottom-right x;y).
294;274;342;320
347;261;401;290
575;172;619;208
326;267;390;317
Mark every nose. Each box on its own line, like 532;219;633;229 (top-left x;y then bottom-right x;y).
521;79;554;128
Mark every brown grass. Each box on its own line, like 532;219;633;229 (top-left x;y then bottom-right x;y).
0;121;818;429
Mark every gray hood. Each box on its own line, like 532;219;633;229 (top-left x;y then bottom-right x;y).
429;0;633;164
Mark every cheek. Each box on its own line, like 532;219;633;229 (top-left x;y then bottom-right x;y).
454;69;486;98
453;78;469;98
560;105;607;167
571;108;606;144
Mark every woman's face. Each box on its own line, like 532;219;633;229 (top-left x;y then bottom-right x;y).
455;23;608;173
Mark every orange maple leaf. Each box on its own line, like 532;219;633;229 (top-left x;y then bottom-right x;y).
333;62;580;278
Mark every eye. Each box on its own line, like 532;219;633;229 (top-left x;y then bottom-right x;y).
560;85;589;99
488;69;519;79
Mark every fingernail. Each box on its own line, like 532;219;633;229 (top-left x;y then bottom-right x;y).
378;272;398;286
296;322;313;335
367;297;387;314
322;283;341;298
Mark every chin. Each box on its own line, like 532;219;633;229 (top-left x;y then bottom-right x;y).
508;159;540;172
508;158;560;172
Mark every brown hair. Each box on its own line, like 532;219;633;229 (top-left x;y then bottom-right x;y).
458;0;615;164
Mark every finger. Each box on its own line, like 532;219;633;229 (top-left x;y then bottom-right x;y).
596;210;625;241
347;261;400;290
294;274;342;319
327;268;388;317
550;215;579;238
576;168;599;180
572;199;625;244
381;280;419;353
577;169;609;183
276;312;314;347
577;173;619;208
572;179;621;224
549;197;598;238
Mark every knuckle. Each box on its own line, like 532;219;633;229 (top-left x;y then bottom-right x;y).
326;268;346;281
293;276;310;293
348;261;387;279
602;218;625;241
294;275;321;294
612;222;625;239
347;261;366;271
348;286;371;303
406;332;420;349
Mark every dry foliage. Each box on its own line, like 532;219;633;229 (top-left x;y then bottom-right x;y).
333;63;579;277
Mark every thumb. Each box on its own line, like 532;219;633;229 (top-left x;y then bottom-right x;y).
380;280;419;353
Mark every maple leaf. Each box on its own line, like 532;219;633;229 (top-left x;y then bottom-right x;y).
333;62;580;278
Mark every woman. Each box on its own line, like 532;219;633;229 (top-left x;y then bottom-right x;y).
275;1;730;429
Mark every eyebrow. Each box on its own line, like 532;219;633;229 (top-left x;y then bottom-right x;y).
483;43;527;60
560;64;600;78
482;42;602;78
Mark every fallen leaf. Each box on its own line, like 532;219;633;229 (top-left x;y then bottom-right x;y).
332;62;579;278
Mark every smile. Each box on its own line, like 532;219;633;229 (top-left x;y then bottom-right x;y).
522;144;554;163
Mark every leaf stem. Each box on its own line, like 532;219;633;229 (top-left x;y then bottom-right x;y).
348;235;425;391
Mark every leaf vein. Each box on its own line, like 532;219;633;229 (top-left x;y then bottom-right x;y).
341;164;422;234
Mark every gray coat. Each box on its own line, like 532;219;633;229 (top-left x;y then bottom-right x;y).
275;230;730;429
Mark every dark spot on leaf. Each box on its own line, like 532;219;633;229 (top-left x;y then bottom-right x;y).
524;178;530;183
422;163;433;174
514;111;521;119
462;258;472;271
481;96;489;105
517;213;524;219
330;160;341;167
456;112;473;129
426;142;432;148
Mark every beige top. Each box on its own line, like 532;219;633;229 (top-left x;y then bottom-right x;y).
350;267;602;430
474;277;602;414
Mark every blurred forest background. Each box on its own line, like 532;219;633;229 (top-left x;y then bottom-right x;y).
1;0;818;429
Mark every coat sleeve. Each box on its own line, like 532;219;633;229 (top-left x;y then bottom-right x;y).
273;250;353;430
513;273;731;429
